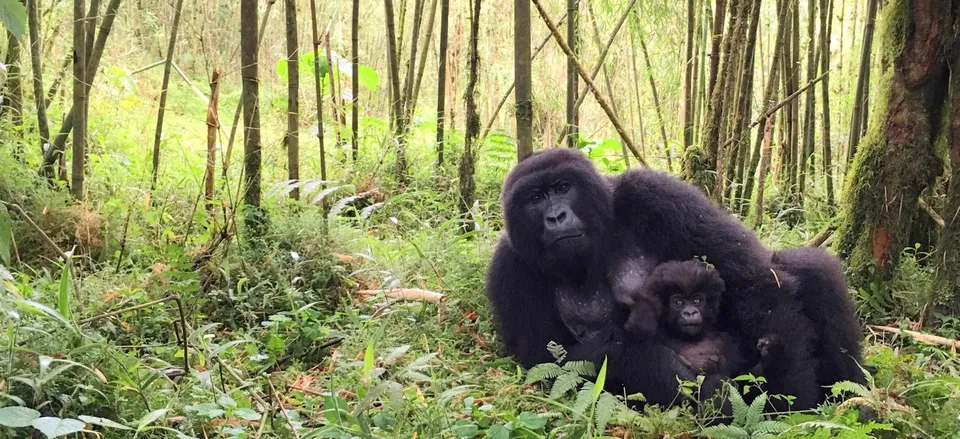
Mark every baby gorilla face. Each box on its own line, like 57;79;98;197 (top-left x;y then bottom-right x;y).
666;292;707;337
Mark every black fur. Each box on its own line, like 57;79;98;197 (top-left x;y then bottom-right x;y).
485;149;864;410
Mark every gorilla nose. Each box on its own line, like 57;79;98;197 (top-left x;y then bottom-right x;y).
682;309;699;318
545;209;568;227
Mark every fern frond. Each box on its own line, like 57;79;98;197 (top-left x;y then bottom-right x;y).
830;381;873;400
727;383;749;427
746;393;767;428
550;372;584;399
699;424;751;439
525;363;564;384
562;360;596;377
547;341;567;362
382;344;411;366
751;420;790;436
594;393;618;432
573;382;595;416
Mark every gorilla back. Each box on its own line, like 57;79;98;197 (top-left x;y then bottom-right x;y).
485;148;863;410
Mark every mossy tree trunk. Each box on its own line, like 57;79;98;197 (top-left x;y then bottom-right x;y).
834;0;952;288
934;44;960;315
458;0;480;233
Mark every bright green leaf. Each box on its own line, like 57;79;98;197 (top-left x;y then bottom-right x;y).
31;417;86;438
0;0;26;38
485;424;511;439
136;408;168;431
593;356;608;403
0;204;11;265
0;406;40;427
363;338;375;374
58;262;70;319
77;415;132;430
233;408;261;421
516;412;547;430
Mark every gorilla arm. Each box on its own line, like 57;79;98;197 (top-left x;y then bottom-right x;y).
486;239;579;368
486;239;699;406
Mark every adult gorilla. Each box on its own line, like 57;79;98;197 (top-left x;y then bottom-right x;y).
485;148;864;410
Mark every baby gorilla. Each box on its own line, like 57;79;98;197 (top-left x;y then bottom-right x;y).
625;260;777;378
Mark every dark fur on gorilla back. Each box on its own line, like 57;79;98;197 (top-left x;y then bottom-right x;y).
486;148;865;410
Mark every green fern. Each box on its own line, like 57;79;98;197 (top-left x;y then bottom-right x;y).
549;372;585;399
572;382;595;416
594;393;618;432
728;383;750;427
830;380;874;400
562;360;596;378
752;420;790;435
699;424;751;439
525;363;563;384
745;393;767;428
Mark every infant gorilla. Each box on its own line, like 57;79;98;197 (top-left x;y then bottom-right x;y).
624;260;778;378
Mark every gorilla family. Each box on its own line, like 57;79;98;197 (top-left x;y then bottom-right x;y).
485;148;864;411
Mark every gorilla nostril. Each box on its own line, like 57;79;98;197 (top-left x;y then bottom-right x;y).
556;211;567;223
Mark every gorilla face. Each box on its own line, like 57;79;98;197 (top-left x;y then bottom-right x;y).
501;149;614;272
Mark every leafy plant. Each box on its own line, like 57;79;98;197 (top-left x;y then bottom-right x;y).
698;383;790;439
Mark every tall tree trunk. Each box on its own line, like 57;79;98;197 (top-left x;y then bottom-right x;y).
714;0;749;202
681;0;697;151
637;28;672;170
565;0;579;148
846;0;879;164
436;0;449;167
410;0;438;115
740;1;788;216
819;0;834;206
240;0;263;232
2;24;23;128
729;0;762;207
351;0;360;161
150;0;185;189
383;0;407;179
834;0;950;289
514;0;534;161
799;0;817;196
401;0;424;120
707;0;726;99
285;0;299;200
459;0;480;233
27;0;50;156
688;0;741;197
83;0;99;70
309;0;327;182
221;0;276;180
41;0;122;177
754;116;775;227
205;71;220;213
324;34;344;149
71;0;87;198
934;48;960;315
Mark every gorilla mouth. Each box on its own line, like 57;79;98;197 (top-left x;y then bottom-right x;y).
550;233;585;246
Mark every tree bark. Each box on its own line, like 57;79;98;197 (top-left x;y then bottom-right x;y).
2;23;23;129
401;0;424;121
729;0;762;208
150;0;185;189
514;0;534;161
240;0;263;232
383;0;407;178
846;0;879;164
410;0;438;118
436;0;449;166
27;0;50;157
205;71;220;213
834;0;951;288
71;0;87;198
707;0;726;99
565;0;579;148
682;0;697;151
819;0;834;206
934;48;960;315
284;0;299;200
309;0;327;182
351;0;360;162
798;0;817;196
459;0;480;233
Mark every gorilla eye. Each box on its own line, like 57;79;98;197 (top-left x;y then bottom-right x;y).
674;299;683;307
692;298;702;305
529;192;545;204
555;182;571;193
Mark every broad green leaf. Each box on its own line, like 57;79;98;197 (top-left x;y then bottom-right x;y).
450;420;479;438
0;406;40;427
0;0;26;38
356;65;379;91
31;417;85;438
363;338;375;374
516;412;546;430
0;204;11;265
233;408;261;421
58;262;70;319
185;403;224;418
485;424;511;439
136;408;168;431
78;415;132;430
593;356;608;403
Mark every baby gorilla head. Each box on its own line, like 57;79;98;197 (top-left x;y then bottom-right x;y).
625;260;725;339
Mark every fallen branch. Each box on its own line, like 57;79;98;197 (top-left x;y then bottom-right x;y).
869;325;960;350
804;218;838;247
355;288;445;303
917;198;945;229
